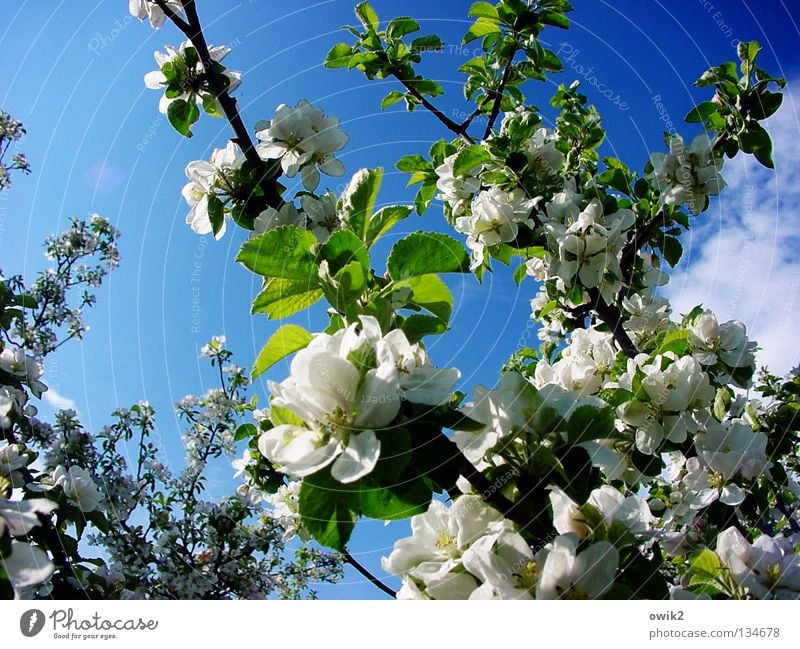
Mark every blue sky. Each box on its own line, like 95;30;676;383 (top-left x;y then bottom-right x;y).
1;1;798;599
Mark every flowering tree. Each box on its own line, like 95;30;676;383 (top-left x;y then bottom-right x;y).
5;0;799;600
0;117;341;599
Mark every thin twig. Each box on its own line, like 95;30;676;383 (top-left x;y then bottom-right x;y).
341;548;396;598
586;287;639;358
482;47;518;141
389;71;473;145
155;0;283;209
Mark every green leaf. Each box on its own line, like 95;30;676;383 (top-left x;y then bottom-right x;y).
371;428;412;483
463;16;501;44
713;386;733;422
740;123;774;168
597;387;634;408
355;1;379;31
201;93;222;117
513;262;528;285
401;314;447;343
359;480;431;520
396;155;431;173
409;35;444;52
387;232;470;279
235;423;257;442
395;273;454;322
299;470;360;551
252;324;313;379
236;226;320;281
387;16;420;38
566;404;615;444
540;10;570;29
452;145;491;176
656;329;690;356
469;2;499;19
661;236;683;267
690;548;721;578
750;90;783;120
414;182;437;215
339;168;384;244
381;90;405;110
366;205;412;247
318;229;370;276
325;260;367;310
207;194;225;237
325;43;353;68
684;101;720;123
270;405;305;427
251;278;324;319
167;98;199;137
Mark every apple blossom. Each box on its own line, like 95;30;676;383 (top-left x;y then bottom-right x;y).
129;0;183;29
144;41;241;114
649;134;726;215
255;100;348;191
535;533;619;599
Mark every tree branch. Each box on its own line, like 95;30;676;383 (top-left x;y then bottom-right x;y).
586;287;639;359
482;47;518;141
341;548;396;598
389;71;474;145
155;0;283;209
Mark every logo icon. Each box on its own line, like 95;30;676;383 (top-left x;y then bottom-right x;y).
20;609;46;638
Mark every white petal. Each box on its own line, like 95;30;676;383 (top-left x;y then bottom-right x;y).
330;430;380;483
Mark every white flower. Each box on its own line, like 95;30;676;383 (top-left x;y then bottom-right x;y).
129;0;183;29
50;465;103;512
255;100;348;191
382;496;519;600
681;456;746;507
716;528;800;599
452;372;537;469
526;127;563;175
301;191;340;241
695;417;770;481
545;199;633;298
435;153;482;216
182;141;245;239
687;309;756;374
0;443;28;485
455;187;533;248
252;202;303;235
145;41;240;114
617;353;714;455
0;347;47;397
535;533;619;599
264;481;309;542
0;497;58;537
549;486;652;538
261;317;458;483
0;386;28;429
533;327;617;396
462;528;536;600
376;330;460;406
1;541;54;598
649;134;726;215
621;292;671;341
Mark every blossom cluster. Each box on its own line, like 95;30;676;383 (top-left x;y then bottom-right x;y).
258;315;459;484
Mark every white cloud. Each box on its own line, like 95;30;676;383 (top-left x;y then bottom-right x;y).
663;79;800;376
42;387;78;413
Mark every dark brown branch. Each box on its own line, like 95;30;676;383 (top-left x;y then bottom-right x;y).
482;47;518;141
156;0;283;209
389;71;474;145
586;287;639;359
341;548;396;598
618;211;669;282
